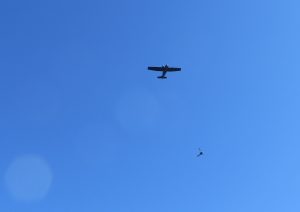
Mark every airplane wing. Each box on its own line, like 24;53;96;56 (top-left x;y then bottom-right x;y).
148;66;164;71
167;67;181;72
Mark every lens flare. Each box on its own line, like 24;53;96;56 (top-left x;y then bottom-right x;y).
4;155;53;202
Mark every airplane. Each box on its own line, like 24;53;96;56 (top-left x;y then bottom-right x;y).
197;148;203;157
148;65;181;79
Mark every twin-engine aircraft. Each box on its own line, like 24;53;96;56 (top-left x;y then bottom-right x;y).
148;65;181;79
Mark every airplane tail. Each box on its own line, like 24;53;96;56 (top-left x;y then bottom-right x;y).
157;76;167;79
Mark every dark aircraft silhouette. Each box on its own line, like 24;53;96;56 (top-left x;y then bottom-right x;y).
197;148;203;157
148;65;181;79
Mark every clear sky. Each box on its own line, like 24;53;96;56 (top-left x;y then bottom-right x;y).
1;0;300;211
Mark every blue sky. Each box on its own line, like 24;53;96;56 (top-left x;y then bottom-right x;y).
1;0;300;211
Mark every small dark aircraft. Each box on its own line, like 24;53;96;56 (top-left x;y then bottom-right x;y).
197;148;204;157
148;65;181;79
